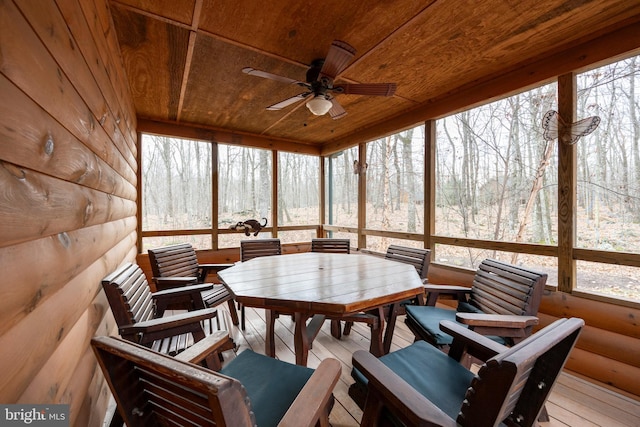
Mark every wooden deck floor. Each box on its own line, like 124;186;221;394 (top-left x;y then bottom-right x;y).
217;305;640;427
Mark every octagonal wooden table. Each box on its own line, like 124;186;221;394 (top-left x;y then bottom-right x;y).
218;252;424;365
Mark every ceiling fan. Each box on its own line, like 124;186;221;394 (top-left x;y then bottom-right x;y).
242;40;397;120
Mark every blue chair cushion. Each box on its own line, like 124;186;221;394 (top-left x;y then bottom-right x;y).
221;349;314;427
405;305;459;346
351;340;475;420
405;304;506;346
456;301;484;314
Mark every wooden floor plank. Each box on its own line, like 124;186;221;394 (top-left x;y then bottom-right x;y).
545;401;593;427
556;373;640;418
216;306;639;427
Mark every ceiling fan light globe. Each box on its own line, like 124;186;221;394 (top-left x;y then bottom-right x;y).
306;96;333;115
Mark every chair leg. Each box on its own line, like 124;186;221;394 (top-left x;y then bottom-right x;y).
330;320;342;339
538;405;550;422
343;321;353;335
360;387;388;427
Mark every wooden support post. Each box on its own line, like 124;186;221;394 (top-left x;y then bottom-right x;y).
425;120;436;255
212;142;219;250
136;131;143;253
271;149;278;237
557;73;577;293
358;142;367;250
319;156;326;237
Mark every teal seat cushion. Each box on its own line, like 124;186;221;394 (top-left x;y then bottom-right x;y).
405;305;458;346
456;301;484;314
405;304;506;346
351;340;475;420
221;349;314;427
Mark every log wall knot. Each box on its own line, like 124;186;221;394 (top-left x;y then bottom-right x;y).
43;134;54;156
3;162;26;180
58;232;71;248
83;200;94;224
26;288;43;313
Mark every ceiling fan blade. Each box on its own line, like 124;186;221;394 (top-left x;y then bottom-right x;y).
328;98;347;120
335;83;397;96
242;67;305;85
319;40;356;80
266;93;310;110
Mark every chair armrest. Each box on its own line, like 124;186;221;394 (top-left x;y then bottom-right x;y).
439;320;508;362
152;283;214;312
455;313;539;340
121;308;217;335
455;313;539;329
352;350;457;427
153;283;213;298
153;276;198;290
279;358;341;427
424;284;470;306
199;263;234;271
198;263;234;282
174;330;233;367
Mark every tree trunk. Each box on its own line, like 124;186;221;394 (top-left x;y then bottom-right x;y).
399;128;417;232
511;139;555;263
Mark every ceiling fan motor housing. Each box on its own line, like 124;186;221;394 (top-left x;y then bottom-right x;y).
306;59;325;83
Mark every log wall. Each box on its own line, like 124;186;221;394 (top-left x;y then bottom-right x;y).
0;1;136;426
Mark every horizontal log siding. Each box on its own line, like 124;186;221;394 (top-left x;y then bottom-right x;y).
0;1;136;426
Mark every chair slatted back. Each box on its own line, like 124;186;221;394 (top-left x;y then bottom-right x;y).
458;317;583;427
311;238;351;254
240;238;282;262
469;259;547;316
102;263;156;330
92;336;253;427
148;243;200;279
384;245;431;280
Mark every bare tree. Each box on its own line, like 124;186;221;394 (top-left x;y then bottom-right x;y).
398;128;417;232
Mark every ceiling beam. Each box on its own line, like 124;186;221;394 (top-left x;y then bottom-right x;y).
176;0;203;122
137;118;321;155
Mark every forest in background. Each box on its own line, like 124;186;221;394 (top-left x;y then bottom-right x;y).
141;55;639;301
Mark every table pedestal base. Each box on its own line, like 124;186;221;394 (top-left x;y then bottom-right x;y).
265;303;402;366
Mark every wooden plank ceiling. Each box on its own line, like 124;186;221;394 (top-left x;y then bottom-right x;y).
110;0;640;152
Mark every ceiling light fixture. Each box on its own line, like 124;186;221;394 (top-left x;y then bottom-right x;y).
306;96;333;116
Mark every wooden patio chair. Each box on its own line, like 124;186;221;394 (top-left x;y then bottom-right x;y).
148;243;239;326
101;262;235;370
311;238;351;253
342;245;431;336
238;238;282;329
405;258;546;348
311;238;351;337
384;244;431;282
240;238;282;261
92;335;341;427
350;317;584;427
